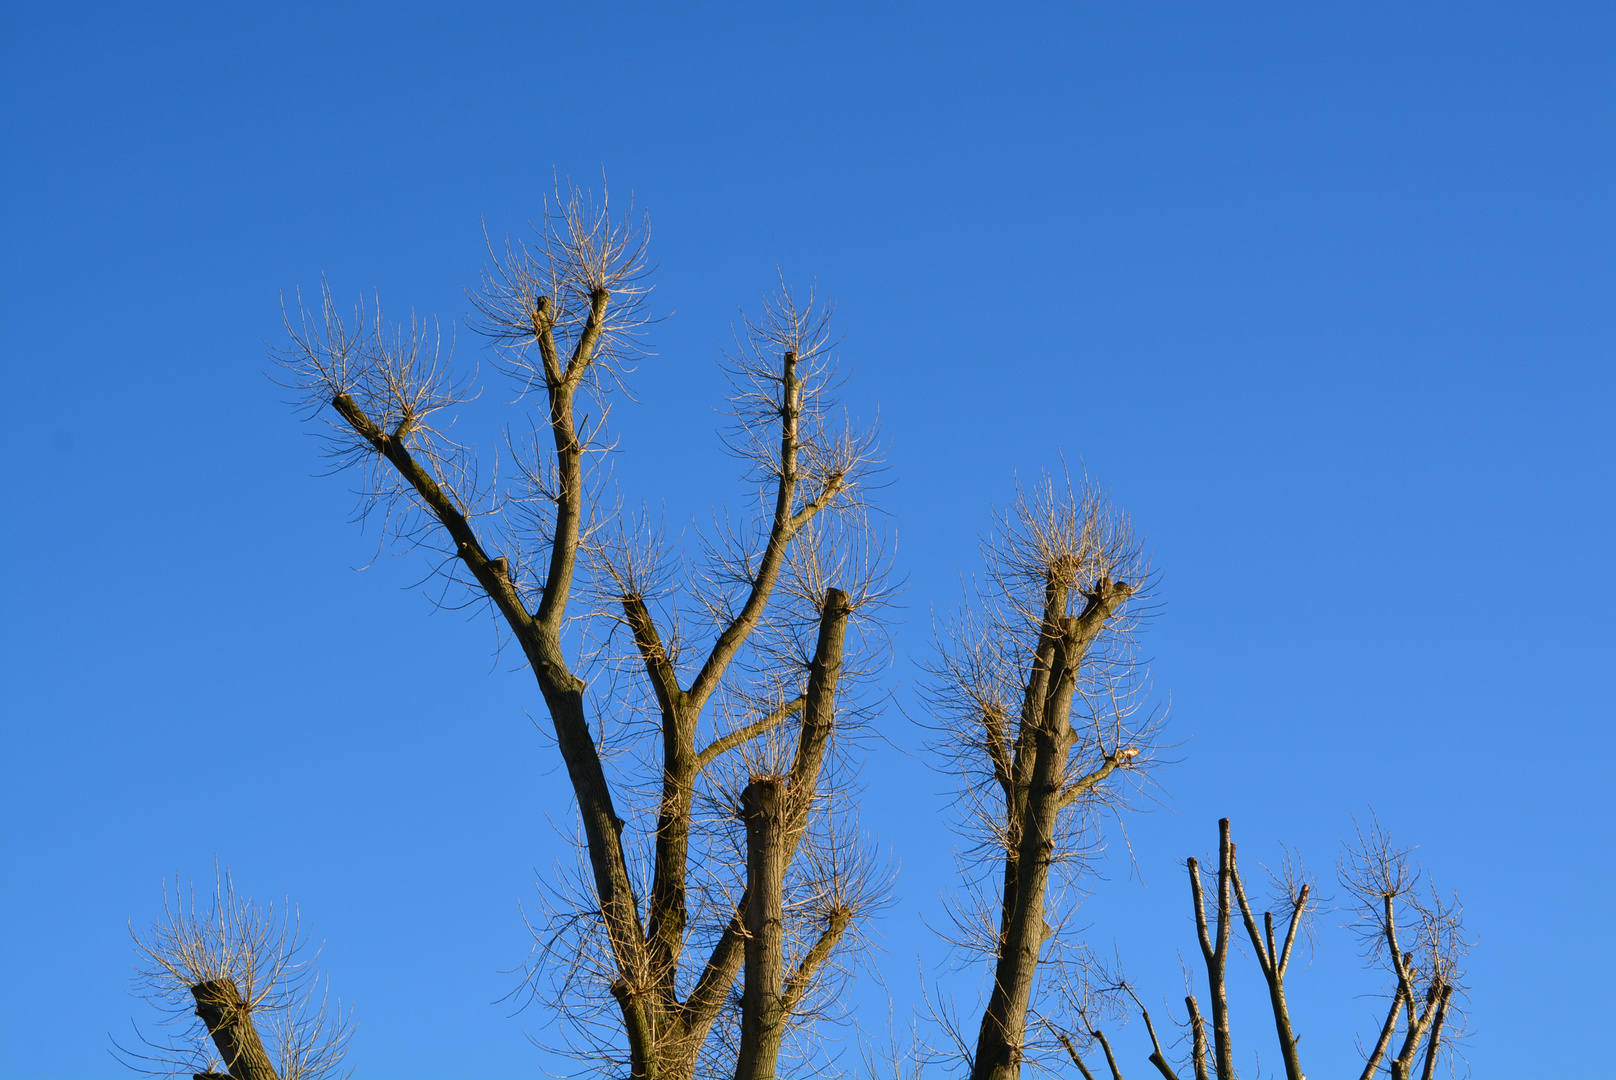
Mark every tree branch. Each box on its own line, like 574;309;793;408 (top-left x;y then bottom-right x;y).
1187;821;1235;1080
695;698;806;773
1139;1005;1181;1080
190;979;280;1080
1092;1027;1126;1080
1230;861;1305;1080
1228;862;1271;978
565;288;610;383
1358;985;1404;1080
1056;748;1137;810
1418;985;1452;1080
1186;995;1210;1080
330;392;531;636
1278;888;1307;977
688;349;814;708
331;299;658;1064
983;704;1015;804
1057;1031;1100;1080
683;588;850;1044
623;595;685;721
779;910;852;1015
781;589;849;847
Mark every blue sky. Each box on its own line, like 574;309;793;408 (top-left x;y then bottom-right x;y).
1;3;1611;1077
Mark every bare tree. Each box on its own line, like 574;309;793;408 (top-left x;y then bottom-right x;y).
1060;818;1467;1080
277;185;888;1079
1340;817;1468;1080
924;477;1160;1080
119;871;351;1080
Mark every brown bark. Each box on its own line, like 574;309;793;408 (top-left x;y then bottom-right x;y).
1391;982;1444;1080
780;911;850;1016
1135;1002;1181;1080
190;979;279;1080
681;588;852;1069
970;579;1134;1080
1092;1028;1125;1080
1064;1042;1100;1080
781;588;849;849
728;589;853;1080
736;778;788;1080
971;616;1078;1080
331;306;664;1068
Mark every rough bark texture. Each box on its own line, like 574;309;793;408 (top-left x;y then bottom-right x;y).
190;979;279;1080
731;588;852;1080
736;778;788;1080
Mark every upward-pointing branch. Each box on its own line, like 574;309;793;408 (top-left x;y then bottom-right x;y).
688;348;813;709
1229;856;1306;1080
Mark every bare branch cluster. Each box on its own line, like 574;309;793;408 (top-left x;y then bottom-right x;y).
120;871;351;1080
279;282;482;549
471;183;653;379
931;475;1157;856
1341;817;1470;1080
510;280;892;1080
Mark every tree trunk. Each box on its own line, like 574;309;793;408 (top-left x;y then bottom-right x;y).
190;979;279;1080
971;616;1083;1080
735;777;788;1080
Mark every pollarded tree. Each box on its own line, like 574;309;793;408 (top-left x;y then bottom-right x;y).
924;477;1163;1080
278;187;890;1080
119;872;352;1080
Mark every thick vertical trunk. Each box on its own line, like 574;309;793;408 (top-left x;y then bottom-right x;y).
971;617;1082;1080
970;743;1060;1080
190;979;279;1080
735;777;788;1080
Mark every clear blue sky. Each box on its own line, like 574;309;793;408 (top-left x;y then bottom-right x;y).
2;3;1611;1077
